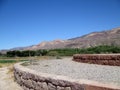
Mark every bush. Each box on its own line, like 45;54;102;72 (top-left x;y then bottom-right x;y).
47;51;58;56
5;45;120;57
56;55;62;59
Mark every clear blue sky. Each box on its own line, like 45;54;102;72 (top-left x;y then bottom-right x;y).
0;0;120;49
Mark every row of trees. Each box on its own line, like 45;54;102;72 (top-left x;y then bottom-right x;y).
6;50;48;57
47;45;120;56
0;53;2;56
3;45;120;57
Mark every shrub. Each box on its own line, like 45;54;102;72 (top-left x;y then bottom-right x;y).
47;51;58;56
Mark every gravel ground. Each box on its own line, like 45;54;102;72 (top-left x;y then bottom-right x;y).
26;58;120;87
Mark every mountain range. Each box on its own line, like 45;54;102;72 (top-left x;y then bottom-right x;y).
1;27;120;53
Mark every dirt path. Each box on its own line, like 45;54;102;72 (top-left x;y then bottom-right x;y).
0;67;22;90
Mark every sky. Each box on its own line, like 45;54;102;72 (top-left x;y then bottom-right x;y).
0;0;120;50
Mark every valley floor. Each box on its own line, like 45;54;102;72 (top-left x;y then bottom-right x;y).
0;67;22;90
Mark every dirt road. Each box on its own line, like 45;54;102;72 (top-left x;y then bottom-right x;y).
0;67;22;90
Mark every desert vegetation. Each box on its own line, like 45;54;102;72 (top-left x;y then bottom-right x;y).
0;45;120;57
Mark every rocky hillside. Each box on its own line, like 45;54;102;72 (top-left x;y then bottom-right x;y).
25;40;67;50
1;27;120;52
25;27;120;50
66;27;120;48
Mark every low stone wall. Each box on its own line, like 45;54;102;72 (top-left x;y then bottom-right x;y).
73;54;120;66
14;62;120;90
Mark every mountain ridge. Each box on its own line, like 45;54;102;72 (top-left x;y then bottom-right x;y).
1;27;120;53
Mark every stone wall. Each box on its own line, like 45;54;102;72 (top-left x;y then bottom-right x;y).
73;54;120;66
14;62;120;90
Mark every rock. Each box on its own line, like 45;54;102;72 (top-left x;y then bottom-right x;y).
48;83;56;90
64;87;71;90
42;82;48;90
26;79;34;88
36;82;48;90
57;86;65;90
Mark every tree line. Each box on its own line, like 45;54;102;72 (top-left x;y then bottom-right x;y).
6;50;48;57
1;45;120;57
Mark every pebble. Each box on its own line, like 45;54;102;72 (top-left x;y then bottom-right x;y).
26;58;120;87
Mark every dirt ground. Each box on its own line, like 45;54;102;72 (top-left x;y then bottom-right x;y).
0;66;22;90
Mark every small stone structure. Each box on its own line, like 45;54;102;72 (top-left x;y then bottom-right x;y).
73;54;120;66
14;62;120;90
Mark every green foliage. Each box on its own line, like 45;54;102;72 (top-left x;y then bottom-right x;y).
0;60;27;63
7;51;16;57
47;48;79;56
85;45;120;54
35;50;42;56
40;50;48;56
56;55;62;59
0;53;2;56
0;60;17;63
6;45;120;57
6;50;48;57
47;51;58;56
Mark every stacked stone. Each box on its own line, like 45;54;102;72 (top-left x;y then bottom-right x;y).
14;67;73;90
73;54;120;66
14;63;120;90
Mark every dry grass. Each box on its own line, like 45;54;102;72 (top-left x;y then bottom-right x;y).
7;66;14;74
0;56;55;68
0;56;55;60
0;64;2;68
0;63;14;69
0;56;56;69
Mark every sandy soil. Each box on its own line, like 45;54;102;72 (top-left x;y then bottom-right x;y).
0;67;22;90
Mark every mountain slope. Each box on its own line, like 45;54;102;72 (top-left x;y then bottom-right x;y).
1;27;120;52
25;40;67;50
26;27;120;50
66;27;120;48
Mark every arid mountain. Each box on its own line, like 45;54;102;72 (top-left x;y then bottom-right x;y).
25;40;67;50
25;27;120;50
66;27;120;48
1;27;120;53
